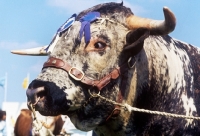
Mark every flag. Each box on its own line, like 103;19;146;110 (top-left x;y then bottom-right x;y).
22;76;29;89
0;76;5;88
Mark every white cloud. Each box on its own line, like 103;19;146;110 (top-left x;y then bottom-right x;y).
47;0;102;13
46;0;147;15
123;1;147;15
0;41;42;50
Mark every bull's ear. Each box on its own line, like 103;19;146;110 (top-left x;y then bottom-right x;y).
123;28;149;55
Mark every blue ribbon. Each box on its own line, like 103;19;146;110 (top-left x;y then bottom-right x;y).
79;12;100;43
46;12;101;52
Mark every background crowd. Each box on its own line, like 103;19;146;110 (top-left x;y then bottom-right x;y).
0;110;6;136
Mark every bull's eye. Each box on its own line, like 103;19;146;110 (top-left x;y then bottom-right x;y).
94;42;106;49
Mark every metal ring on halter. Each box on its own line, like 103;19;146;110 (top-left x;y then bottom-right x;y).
88;89;100;97
128;57;136;68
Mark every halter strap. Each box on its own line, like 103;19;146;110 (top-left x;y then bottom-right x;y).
43;57;129;91
43;56;135;120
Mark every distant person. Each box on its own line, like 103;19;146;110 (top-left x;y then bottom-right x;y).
0;110;7;136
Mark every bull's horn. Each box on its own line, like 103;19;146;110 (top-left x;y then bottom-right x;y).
11;45;48;56
126;7;176;35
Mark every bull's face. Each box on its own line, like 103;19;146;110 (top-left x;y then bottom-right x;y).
11;2;175;129
27;19;129;116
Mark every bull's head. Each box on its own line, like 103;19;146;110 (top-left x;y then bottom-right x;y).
11;2;176;131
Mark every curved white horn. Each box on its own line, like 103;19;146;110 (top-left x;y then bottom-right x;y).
11;45;48;56
126;7;176;35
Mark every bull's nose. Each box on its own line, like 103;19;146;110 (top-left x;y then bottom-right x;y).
26;87;45;105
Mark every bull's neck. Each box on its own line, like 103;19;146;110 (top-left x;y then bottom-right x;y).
68;56;138;135
93;63;138;136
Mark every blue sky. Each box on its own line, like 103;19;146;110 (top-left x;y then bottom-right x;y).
0;0;200;108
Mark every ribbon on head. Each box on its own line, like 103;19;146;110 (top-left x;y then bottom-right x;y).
45;12;101;53
79;12;100;43
57;14;77;35
45;14;77;52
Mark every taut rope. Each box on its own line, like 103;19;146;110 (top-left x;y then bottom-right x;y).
88;90;200;120
30;104;43;132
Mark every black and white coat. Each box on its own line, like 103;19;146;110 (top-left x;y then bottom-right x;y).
16;2;200;136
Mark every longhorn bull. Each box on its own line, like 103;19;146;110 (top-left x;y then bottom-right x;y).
11;2;200;136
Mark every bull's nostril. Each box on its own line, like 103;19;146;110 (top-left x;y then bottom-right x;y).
26;86;47;105
37;90;47;100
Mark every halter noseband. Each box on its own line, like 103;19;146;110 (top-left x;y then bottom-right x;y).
43;57;123;90
43;56;136;120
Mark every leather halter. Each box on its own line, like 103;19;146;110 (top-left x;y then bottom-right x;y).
43;56;135;120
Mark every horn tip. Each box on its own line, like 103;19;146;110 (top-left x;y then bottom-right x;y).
163;6;169;10
163;6;172;14
11;50;25;55
163;6;174;16
163;6;176;30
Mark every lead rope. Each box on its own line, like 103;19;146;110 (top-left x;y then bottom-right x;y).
30;104;60;129
30;104;43;132
88;90;200;120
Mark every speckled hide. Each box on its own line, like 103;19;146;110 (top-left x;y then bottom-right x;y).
26;2;200;136
124;35;200;135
